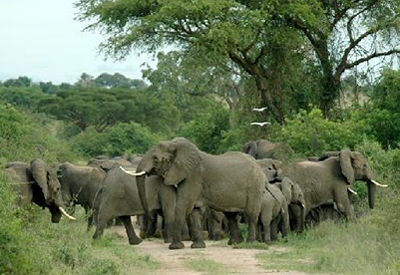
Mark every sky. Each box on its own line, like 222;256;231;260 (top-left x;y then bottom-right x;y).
0;0;157;84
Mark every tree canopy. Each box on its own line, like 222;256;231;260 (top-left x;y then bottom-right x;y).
76;0;400;122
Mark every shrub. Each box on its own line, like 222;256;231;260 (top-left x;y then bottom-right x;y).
70;122;162;157
178;105;230;154
278;107;365;157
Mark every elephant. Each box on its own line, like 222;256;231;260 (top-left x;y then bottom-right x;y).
88;154;142;172
58;162;107;228
5;159;75;223
92;166;179;245
130;137;266;249
243;139;293;160
259;183;290;244
278;150;387;232
203;208;228;241
270;177;305;241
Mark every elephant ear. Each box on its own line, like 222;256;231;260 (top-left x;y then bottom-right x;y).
164;138;201;186
30;159;49;200
340;150;354;185
243;141;257;158
281;177;293;203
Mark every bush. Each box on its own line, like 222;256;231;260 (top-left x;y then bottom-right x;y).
70;122;163;157
277;107;365;157
178;105;230;154
0;172;43;274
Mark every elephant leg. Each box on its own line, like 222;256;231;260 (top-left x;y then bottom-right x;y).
93;216;108;240
260;210;272;244
169;181;201;250
188;208;206;248
270;217;279;242
246;212;259;243
289;205;304;233
280;208;289;242
120;215;142;245
225;212;243;245
334;189;355;222
159;185;176;243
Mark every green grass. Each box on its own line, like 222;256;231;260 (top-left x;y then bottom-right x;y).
255;195;400;275
185;257;231;275
19;208;160;275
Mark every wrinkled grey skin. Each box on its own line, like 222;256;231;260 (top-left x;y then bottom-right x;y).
88;154;143;172
136;137;265;249
279;150;381;232
259;183;289;244
270;178;306;240
93;166;177;245
58;162;106;227
6;159;64;223
203;208;228;241
243;139;293;160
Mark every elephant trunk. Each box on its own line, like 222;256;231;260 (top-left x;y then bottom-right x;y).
367;180;376;209
136;160;151;220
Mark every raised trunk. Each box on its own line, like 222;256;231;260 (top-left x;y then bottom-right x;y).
367;180;376;209
136;161;151;220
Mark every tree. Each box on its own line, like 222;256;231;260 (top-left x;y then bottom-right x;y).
3;76;32;87
94;72;147;89
38;87;180;134
76;0;400;121
75;73;95;87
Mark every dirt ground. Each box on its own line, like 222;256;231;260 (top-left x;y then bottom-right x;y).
111;226;312;275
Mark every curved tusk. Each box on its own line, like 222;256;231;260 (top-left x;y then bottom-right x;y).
58;207;76;220
347;187;358;195
120;166;146;176
371;179;388;188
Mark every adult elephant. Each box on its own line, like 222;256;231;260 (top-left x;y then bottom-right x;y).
278;150;387;231
243;139;293;160
6;159;75;222
58;162;107;227
93;166;178;245
130;137;265;249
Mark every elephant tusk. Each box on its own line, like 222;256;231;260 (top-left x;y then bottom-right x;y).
371;179;388;188
347;187;358;195
120;166;147;176
58;207;76;220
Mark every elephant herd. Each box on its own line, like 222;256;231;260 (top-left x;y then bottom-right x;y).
5;138;387;250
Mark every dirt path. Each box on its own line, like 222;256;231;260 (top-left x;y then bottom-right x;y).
111;226;311;275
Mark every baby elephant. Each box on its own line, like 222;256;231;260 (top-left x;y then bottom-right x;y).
258;177;305;244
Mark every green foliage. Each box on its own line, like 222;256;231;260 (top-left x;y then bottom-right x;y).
39;86;180;134
277;107;365;157
0;103;78;163
179;104;230;154
0;173;42;275
0;86;47;109
3;76;32;87
70;122;162;157
357;68;400;149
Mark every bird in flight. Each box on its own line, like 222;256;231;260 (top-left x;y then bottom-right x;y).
252;107;268;112
251;122;271;126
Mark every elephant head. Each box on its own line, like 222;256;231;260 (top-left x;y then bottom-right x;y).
132;138;202;218
339;150;387;209
242;141;258;159
256;158;282;183
30;159;75;222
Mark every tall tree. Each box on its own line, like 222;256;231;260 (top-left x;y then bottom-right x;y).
75;0;400;121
